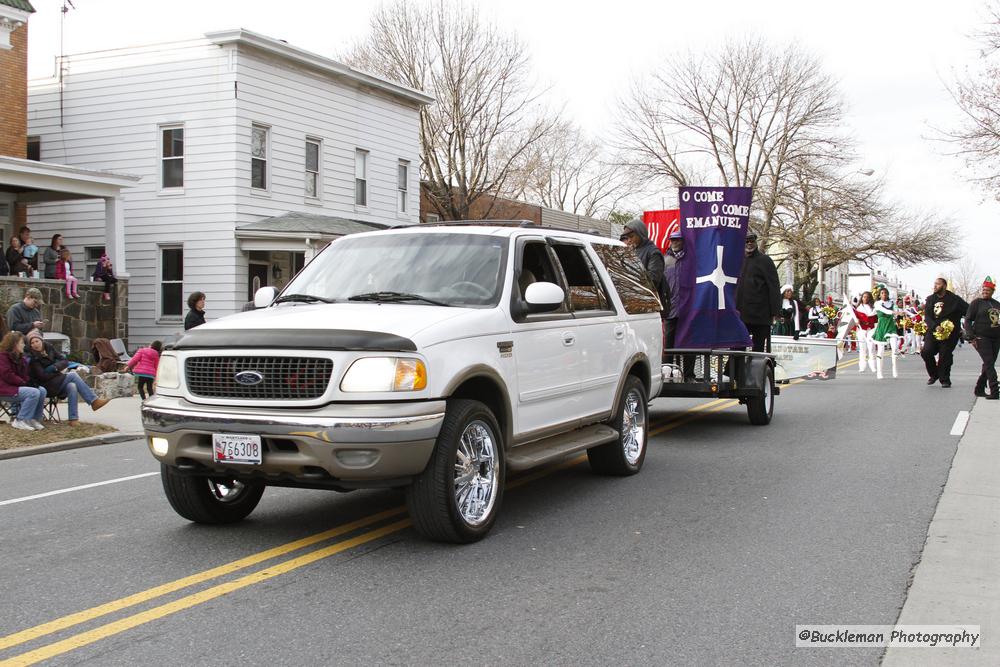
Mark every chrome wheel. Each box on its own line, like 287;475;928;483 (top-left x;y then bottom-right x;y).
207;478;247;503
453;420;499;527
622;389;645;465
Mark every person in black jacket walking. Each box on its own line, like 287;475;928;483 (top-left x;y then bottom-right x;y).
735;232;781;352
964;276;1000;399
922;278;969;388
184;291;207;331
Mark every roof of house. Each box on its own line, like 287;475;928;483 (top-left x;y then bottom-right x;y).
205;29;434;108
235;211;393;238
0;0;35;12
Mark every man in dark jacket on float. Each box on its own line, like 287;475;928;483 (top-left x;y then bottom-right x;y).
662;231;684;346
661;230;694;377
923;277;969;388
621;218;666;312
735;232;780;352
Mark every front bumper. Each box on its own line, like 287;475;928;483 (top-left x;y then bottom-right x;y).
142;395;445;484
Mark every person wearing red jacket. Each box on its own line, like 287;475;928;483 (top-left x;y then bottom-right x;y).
126;341;162;400
0;331;47;431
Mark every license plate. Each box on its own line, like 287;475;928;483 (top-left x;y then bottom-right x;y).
212;434;262;464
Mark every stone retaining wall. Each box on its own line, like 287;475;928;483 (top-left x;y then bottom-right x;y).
0;276;128;362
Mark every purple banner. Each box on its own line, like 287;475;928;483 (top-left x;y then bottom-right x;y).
675;186;753;349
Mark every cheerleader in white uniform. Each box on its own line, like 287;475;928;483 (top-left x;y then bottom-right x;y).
855;291;878;373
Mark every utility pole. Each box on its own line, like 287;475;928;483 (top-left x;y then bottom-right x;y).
59;0;75;127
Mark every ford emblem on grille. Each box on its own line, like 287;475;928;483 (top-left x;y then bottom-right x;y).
234;370;265;386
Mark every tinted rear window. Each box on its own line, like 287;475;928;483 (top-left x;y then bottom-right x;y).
592;244;661;315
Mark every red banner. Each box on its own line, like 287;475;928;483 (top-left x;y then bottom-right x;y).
643;209;680;253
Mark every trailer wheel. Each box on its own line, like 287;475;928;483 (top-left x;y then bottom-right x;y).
746;365;774;426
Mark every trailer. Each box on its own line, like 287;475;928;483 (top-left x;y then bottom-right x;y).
659;349;778;425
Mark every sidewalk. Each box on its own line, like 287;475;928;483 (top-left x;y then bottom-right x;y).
0;395;145;460
882;398;1000;665
68;394;144;434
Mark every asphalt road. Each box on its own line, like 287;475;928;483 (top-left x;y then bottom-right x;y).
0;347;981;666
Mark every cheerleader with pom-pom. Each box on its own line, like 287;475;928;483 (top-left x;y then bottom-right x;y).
853;291;878;372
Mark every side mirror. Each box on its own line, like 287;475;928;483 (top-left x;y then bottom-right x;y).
524;281;565;313
253;286;278;308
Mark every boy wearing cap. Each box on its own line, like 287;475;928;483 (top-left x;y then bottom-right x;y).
964;276;1000;399
6;288;46;335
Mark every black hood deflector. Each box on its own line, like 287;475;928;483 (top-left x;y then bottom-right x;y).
170;329;417;352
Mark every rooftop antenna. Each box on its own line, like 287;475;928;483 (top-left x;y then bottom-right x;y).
59;0;76;127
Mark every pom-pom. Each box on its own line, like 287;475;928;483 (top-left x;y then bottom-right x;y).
932;320;954;341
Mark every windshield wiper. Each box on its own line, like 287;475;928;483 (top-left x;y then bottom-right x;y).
348;291;452;307
273;293;338;304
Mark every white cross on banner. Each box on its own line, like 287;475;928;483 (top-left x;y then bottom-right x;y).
696;245;739;310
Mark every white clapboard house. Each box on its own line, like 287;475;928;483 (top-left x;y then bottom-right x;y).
26;29;431;346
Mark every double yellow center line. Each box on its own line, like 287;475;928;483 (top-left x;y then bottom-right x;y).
0;366;845;665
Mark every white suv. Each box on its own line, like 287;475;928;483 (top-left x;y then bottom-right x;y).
144;223;663;542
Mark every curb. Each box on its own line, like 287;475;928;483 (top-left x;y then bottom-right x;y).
0;432;144;461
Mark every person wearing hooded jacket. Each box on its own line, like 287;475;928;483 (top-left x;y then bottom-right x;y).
735;232;781;352
25;329;109;426
620;219;666;314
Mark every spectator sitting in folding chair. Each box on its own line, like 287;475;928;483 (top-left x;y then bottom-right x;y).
0;331;47;431
26;330;110;427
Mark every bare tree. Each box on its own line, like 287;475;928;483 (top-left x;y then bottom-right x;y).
506;121;629;218
767;159;961;301
346;1;556;220
616;38;848;248
948;257;983;302
944;2;1000;196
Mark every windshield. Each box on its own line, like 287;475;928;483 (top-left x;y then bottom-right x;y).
281;232;508;307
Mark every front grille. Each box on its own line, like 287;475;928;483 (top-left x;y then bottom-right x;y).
185;356;333;400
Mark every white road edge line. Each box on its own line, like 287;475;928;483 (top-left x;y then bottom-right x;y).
0;471;159;508
950;410;971;437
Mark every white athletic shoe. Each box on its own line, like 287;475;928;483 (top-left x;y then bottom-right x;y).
12;420;35;431
28;419;45;430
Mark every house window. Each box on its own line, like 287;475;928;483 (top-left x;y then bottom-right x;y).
160;246;184;318
305;138;321;198
26;136;40;161
84;246;106;278
397;160;409;213
425;214;440;224
251;124;269;190
355;149;368;206
160;126;184;188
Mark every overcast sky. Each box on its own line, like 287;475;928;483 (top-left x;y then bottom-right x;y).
25;0;997;295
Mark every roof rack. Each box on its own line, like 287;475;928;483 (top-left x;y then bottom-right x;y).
389;220;613;237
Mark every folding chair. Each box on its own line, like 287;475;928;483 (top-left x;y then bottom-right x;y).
44;395;62;423
0;398;17;424
110;338;131;364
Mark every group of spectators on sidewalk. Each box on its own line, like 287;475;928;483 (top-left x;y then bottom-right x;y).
1;227;118;301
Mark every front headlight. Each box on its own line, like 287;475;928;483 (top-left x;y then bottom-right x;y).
340;357;427;392
156;354;180;389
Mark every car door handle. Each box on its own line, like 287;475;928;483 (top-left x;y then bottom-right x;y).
614;325;625;340
563;333;576;346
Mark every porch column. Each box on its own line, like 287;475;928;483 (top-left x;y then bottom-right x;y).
103;195;128;277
